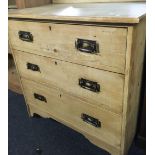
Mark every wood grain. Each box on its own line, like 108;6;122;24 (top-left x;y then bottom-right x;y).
28;103;122;154
9;3;146;24
9;20;127;73
14;50;124;114
8;55;22;94
121;18;146;155
8;3;146;155
22;78;122;148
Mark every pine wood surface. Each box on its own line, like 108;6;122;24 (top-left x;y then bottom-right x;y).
14;50;124;114
8;56;22;94
8;2;146;155
121;17;146;155
9;2;146;24
28;103;122;154
9;20;127;74
22;78;122;148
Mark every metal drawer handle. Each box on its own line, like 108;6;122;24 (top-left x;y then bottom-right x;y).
79;78;100;93
81;113;101;128
34;93;47;103
18;31;33;42
75;38;99;54
27;63;40;72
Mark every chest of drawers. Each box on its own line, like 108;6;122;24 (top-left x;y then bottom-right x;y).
9;2;146;155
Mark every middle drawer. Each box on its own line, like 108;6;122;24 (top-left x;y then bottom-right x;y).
14;50;124;114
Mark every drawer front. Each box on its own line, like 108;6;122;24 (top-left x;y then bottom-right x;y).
9;20;127;74
14;50;124;114
22;78;122;148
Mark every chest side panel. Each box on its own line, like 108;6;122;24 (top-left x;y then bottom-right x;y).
121;18;146;155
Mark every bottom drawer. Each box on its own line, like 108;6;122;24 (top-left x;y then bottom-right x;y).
22;78;122;148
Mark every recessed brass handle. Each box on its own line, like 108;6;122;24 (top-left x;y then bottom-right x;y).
81;113;101;128
79;78;100;93
27;63;40;72
75;38;99;54
34;93;47;103
18;31;33;42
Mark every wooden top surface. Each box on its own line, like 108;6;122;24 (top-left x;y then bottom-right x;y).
8;2;146;24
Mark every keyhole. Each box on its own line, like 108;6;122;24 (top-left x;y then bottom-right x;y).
60;94;62;98
49;26;52;31
55;61;57;65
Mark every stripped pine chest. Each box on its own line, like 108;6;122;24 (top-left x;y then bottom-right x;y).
9;2;146;155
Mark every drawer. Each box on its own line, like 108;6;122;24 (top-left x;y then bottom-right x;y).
22;78;122;148
14;50;124;114
9;20;127;74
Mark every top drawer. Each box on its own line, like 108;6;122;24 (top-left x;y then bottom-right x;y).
9;20;127;74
